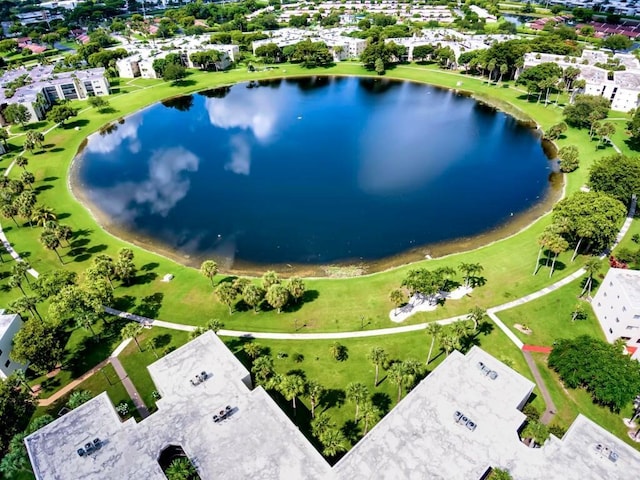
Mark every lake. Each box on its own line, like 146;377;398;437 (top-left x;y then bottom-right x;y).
73;77;555;270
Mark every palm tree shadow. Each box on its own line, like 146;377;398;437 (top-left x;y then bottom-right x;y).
320;388;346;411
342;420;361;444
371;392;391;415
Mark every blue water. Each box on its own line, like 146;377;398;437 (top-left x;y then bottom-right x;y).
76;77;552;266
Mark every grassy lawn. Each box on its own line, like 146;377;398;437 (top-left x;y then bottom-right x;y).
496;274;606;346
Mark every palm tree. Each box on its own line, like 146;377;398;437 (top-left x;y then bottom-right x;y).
40;231;63;263
367;347;388;386
9;295;41;321
9;274;26;296
306;380;324;419
466;306;485;332
67;390;93;409
547;234;569;277
12;368;33;393
1;203;19;227
165;457;197;480
206;319;224;333
287;276;306;304
200;259;218;287
320;428;347;457
20;171;35;190
534;227;554;275
121;322;144;351
251;355;275;385
147;336;159;359
387;361;408;403
358;401;380;435
580;258;601;297
243;342;262;361
243;284;265;313
389;288;406;315
31;205;57;227
55;224;73;246
12;261;31;286
215;282;237;314
278;374;306;415
346;382;369;421
15;156;28;171
425;322;443;365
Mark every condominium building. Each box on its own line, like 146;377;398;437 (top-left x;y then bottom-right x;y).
0;311;26;379
25;331;640;479
592;268;640;360
0;65;110;125
523;49;640;112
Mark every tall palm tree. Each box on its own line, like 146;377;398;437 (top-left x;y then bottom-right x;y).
580;258;601;297
466;306;485;332
1;203;19;227
346;382;369;421
165;457;197;480
9;274;26;296
425;322;443;365
40;231;63;263
55;224;73;247
320;428;347;458
358;401;380;435
548;234;569;277
367;347;388;386
31;205;57;227
15;156;28;171
387;362;408;403
243;342;262;361
199;259;218;287
20;171;35;190
306;381;324;419
278;374;306;415
121;322;144;352
12;261;31;286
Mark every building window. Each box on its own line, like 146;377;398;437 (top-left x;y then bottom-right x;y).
4;360;10;368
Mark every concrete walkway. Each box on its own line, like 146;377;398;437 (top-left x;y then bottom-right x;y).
110;355;150;419
523;350;557;425
37;358;110;407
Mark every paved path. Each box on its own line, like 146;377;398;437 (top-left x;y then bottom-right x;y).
110;355;150;419
37;358;110;407
522;351;557;425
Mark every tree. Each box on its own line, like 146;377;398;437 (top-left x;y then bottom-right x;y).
548;335;640;411
55;224;73;247
3;104;31;126
243;342;262;360
255;43;282;63
278;373;306;414
596;122;616;148
251;355;275;385
206;319;224;334
163;62;187;83
466;306;485;332
243;284;265;313
40;231;63;263
32;269;77;301
602;34;632;53
15;156;28;171
115;248;136;285
425;322;443;365
558;145;579;173
547;232;569;277
287;277;305;304
489;468;514;480
588;154;640;206
580;257;601;297
11;319;63;374
121;322;144;352
358;401;380;435
31;205;57;227
522;420;550;447
413;44;435;62
47;104;78;126
375;57;385;75
346;382;369;420
563;94;610;129
389;288;406;314
67;390;93;410
87;96;110;110
387;361;408;402
165;457;198;480
571;303;588;322
0;374;36;455
319;428;347;457
200;260;218;287
1;204;19;227
215;282;237;314
8;295;41;321
266;284;289;313
367;347;388;386
262;270;280;290
306;380;324;419
20;171;34;190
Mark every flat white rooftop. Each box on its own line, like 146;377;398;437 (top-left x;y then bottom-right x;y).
26;335;640;480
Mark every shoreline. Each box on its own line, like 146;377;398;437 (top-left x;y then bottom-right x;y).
68;74;565;278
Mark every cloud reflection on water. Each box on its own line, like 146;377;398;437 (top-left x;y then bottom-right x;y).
87;115;143;155
88;146;199;222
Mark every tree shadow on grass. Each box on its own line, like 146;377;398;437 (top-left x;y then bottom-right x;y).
63;119;90;129
342;420;362;444
141;262;159;272
57;212;71;220
320;388;346;411
49;147;65;153
70;238;90;248
371;392;392;415
153;333;172;349
113;294;136;311
35;184;54;192
87;244;108;254
284;290;320;313
135;271;158;285
133;293;164;319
